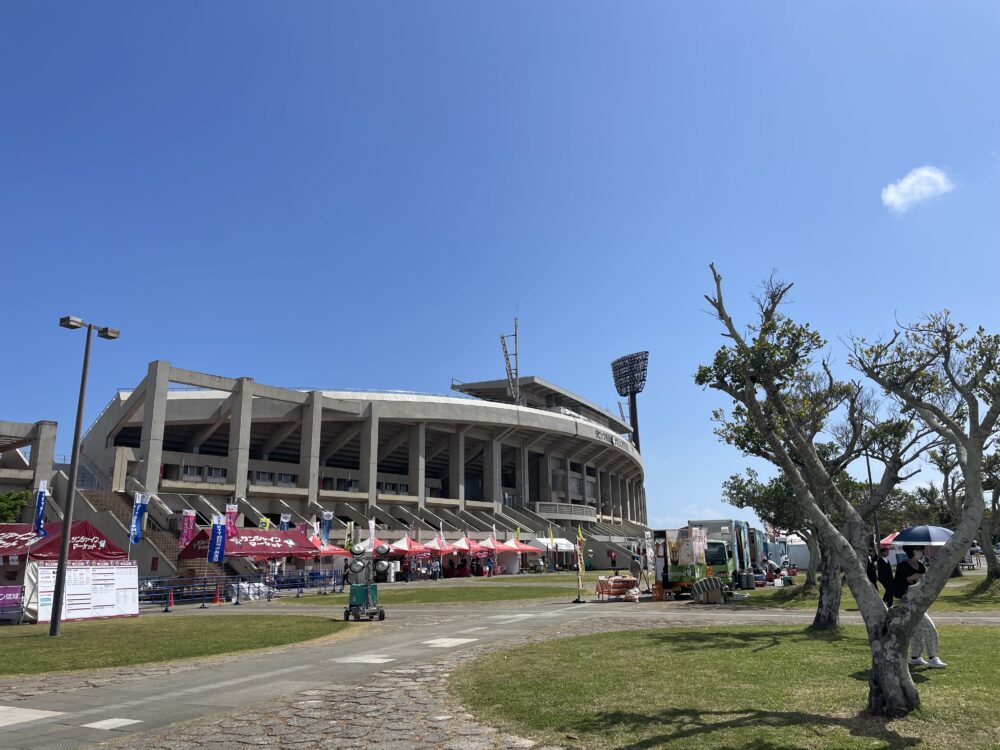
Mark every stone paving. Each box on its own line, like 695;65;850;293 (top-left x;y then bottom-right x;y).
89;613;709;750
9;601;1000;750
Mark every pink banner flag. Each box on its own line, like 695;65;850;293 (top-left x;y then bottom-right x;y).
225;504;239;536
179;509;197;547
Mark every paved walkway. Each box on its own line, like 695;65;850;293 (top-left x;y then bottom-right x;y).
2;599;999;750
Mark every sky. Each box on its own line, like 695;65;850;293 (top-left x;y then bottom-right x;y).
3;2;1000;530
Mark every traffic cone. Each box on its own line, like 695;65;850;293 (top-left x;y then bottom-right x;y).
212;585;221;605
163;587;174;613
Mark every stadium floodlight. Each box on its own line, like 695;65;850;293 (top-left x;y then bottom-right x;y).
610;351;649;453
50;316;120;637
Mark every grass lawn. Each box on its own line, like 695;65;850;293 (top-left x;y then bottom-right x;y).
278;583;581;606
739;577;1000;612
0;615;346;675
451;623;1000;749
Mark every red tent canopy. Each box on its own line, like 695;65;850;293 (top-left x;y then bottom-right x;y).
451;536;487;554
423;537;453;555
177;527;323;560
0;524;37;557
479;537;508;552
503;539;543;554
307;536;351;558
26;520;128;561
880;532;899;548
390;535;429;555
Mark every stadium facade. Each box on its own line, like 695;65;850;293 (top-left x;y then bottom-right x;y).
12;360;648;576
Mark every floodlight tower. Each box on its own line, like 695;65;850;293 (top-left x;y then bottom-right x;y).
611;351;649;453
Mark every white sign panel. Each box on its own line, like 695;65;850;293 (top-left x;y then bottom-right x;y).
36;560;138;623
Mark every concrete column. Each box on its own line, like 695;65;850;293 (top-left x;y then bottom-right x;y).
448;431;465;509
408;423;426;508
541;452;553;502
299;391;322;506
29;421;56;490
228;377;253;499
516;442;529;507
609;473;619;523
595;467;603;517
621;476;630;522
483;438;502;510
139;360;171;492
359;403;380;506
626;479;635;522
563;455;571;503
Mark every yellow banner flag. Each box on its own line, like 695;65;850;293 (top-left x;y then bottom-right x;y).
258;517;271;530
516;526;521;542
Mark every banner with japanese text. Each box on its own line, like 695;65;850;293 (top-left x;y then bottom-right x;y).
179;510;197;547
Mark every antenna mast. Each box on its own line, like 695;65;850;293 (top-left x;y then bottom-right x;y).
501;315;520;404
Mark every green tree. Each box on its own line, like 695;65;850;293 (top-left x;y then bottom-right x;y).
696;266;984;717
0;490;32;523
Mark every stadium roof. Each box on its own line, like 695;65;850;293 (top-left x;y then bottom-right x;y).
451;376;631;435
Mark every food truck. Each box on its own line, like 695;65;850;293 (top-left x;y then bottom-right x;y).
688;519;755;588
654;527;736;596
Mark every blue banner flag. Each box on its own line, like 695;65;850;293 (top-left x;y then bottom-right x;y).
208;515;227;563
321;511;333;543
279;513;291;531
33;480;48;537
129;492;150;544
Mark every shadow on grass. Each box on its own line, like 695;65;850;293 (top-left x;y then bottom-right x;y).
734;583;819;607
561;706;919;750
645;626;847;654
950;577;1000;606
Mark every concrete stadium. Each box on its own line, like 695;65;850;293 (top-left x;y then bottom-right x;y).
54;360;649;577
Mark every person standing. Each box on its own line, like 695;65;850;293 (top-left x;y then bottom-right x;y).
866;549;878;588
894;547;946;669
877;547;894;606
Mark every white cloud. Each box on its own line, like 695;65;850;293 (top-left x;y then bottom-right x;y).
881;165;954;213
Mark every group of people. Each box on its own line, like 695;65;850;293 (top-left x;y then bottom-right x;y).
866;546;946;668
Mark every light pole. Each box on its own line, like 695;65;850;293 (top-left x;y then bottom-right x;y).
49;316;119;636
611;351;649;452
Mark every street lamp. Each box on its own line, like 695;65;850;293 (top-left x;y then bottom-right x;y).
611;351;649;452
50;316;119;636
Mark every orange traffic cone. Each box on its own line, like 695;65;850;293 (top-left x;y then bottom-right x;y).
212;585;221;605
163;587;174;613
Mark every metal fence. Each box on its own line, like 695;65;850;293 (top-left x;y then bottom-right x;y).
139;570;344;608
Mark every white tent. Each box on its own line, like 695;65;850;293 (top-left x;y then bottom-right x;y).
532;537;576;552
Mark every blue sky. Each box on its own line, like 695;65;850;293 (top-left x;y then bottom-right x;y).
3;3;999;529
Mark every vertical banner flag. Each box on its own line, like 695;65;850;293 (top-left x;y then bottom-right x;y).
548;525;556;572
279;513;291;531
208;514;227;563
33;480;48;537
258;516;271;530
368;517;377;549
492;523;497;540
179;509;197;547
321;511;334;543
576;525;586;597
129;492;150;544
344;520;354;548
516;526;521;542
225;503;239;536
439;521;445;547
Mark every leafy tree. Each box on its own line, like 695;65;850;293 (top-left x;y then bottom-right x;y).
696;266;961;717
0;490;32;524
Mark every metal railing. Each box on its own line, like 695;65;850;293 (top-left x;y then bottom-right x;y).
530;502;597;520
139;571;344;607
